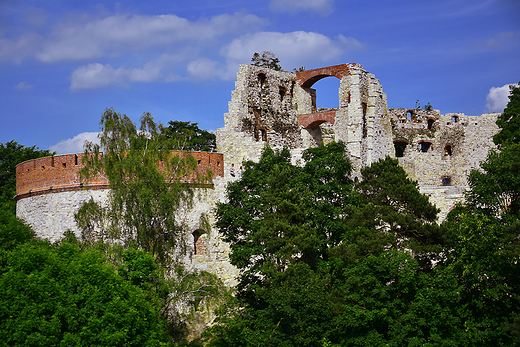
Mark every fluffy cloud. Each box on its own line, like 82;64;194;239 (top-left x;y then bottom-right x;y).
269;0;334;16
49;132;100;154
220;31;361;70
70;53;185;90
35;12;266;63
486;83;517;113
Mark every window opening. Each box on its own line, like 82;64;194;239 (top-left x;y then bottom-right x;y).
279;87;286;102
420;142;431;153
258;73;266;87
442;176;452;186
427;119;435;130
260;128;267;141
394;141;407;157
75;154;78;166
192;230;201;255
407;112;412;121
51;157;54;167
445;144;452;156
452;115;459;123
62;163;66;168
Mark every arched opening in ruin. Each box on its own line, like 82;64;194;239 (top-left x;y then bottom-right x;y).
192;229;206;255
419;141;432;153
394;140;408;157
258;73;266;87
445;144;452;156
451;115;459;123
310;76;340;111
427;119;435;130
442;176;452;186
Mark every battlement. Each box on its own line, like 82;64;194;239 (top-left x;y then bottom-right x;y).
15;151;224;200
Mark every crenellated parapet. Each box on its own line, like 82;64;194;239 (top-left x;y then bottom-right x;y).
15;151;224;200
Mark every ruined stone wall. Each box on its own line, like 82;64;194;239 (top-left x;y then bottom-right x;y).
217;65;302;175
389;108;500;220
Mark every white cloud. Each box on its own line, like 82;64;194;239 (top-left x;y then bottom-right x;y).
49;132;100;154
70;53;185;90
36;12;266;63
187;58;238;81
220;31;361;71
269;0;334;15
0;33;42;63
486;83;518;113
15;82;33;90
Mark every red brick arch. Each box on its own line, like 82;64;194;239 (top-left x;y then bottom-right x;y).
295;63;362;88
299;110;336;129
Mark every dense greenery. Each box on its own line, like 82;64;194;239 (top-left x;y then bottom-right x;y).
162;120;216;152
77;108;213;263
76;108;225;343
208;132;520;345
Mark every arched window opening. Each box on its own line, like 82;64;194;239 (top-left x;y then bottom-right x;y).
442;176;452;186
309;76;340;111
445;144;452;156
279;86;286;101
192;230;201;255
427;119;435;130
420;141;432;153
407;112;412;121
394;141;408;157
451;115;459;123
258;73;266;87
260;128;267;141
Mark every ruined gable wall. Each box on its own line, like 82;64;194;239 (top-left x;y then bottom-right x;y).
217;65;302;173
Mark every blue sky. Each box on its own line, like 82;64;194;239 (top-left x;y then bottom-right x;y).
1;0;519;154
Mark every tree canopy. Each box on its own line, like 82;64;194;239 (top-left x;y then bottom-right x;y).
208;141;520;346
162;120;216;152
251;51;283;71
493;82;520;147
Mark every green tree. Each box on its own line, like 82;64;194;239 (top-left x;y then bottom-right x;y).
0;141;53;210
494;82;520;147
76;108;225;343
162;120;216;152
251;51;283;71
209;147;458;347
0;237;173;347
352;157;441;268
77;108;211;263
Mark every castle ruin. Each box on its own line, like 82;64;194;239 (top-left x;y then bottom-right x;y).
16;62;500;285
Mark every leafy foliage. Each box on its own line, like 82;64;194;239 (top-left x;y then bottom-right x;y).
494;82;520;147
209;140;520;346
0;141;53;208
162;120;216;152
0;238;173;347
77;108;212;263
251;51;283;71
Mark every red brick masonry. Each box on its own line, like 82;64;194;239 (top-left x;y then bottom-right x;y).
298;110;337;129
295;63;362;88
15;152;224;200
